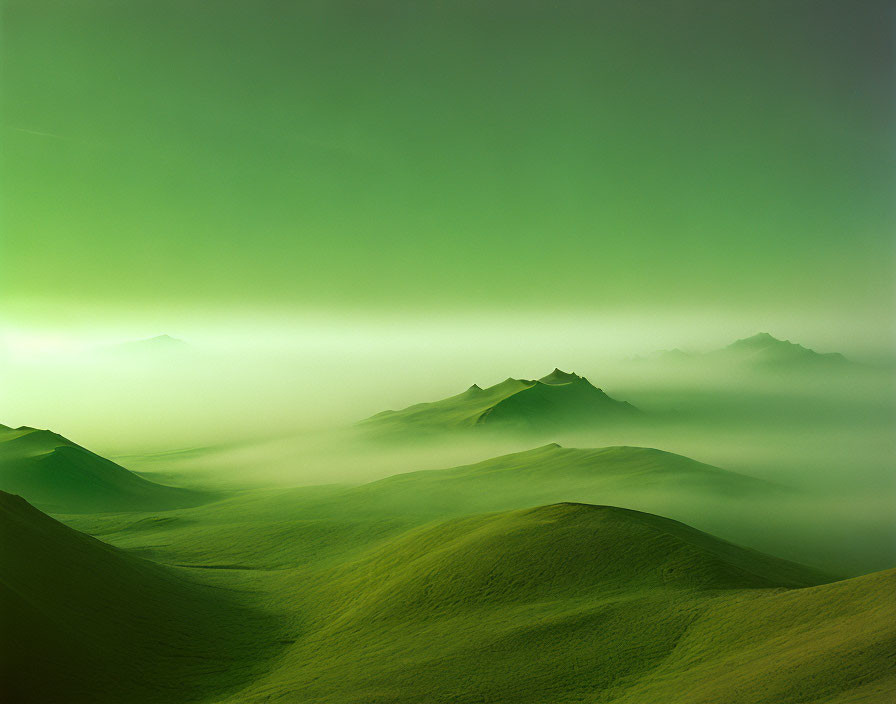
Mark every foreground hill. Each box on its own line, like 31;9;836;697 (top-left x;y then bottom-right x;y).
216;503;892;703
34;486;894;703
0;491;278;703
288;443;780;521
0;424;212;513
361;369;638;435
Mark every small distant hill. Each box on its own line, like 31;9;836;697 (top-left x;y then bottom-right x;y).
131;333;186;347
0;424;213;513
0;491;275;703
653;347;695;362
361;369;639;434
97;334;187;357
718;332;849;368
287;443;781;521
645;333;851;371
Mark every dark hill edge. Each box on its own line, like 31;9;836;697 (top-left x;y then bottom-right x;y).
0;425;215;513
0;491;280;703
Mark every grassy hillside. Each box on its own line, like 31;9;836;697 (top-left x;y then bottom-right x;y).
361;369;638;435
25;484;894;704
60;443;799;576
8;439;892;703
0;491;280;703
274;443;781;522
0;425;213;513
608;567;896;704
210;503;889;704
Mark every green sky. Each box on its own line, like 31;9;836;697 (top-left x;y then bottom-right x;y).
1;1;893;326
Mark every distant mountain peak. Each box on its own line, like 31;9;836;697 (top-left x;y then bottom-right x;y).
728;332;820;352
728;332;786;348
361;370;638;434
723;333;848;365
539;368;582;385
98;334;187;356
143;334;185;345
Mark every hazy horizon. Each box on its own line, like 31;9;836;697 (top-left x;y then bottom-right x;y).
4;1;892;453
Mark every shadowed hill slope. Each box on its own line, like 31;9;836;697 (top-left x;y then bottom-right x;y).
0;425;213;513
360;370;638;435
0;491;280;703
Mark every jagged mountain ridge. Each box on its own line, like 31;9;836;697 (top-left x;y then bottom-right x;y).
361;369;639;434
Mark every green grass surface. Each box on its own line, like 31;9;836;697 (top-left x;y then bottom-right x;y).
361;369;638;435
3;436;893;703
215;504;890;704
0;425;214;512
315;443;779;518
59;443;801;576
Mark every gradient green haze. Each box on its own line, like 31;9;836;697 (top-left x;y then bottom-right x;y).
2;9;896;699
2;1;893;327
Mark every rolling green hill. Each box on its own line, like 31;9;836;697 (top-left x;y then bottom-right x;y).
361;369;638;435
0;491;279;703
6;434;892;704
212;503;890;704
282;443;780;521
59;444;793;576
15;483;893;704
0;424;213;513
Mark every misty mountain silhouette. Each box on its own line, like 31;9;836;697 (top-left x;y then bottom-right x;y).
0;424;213;513
362;370;639;434
721;332;848;366
651;333;850;370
